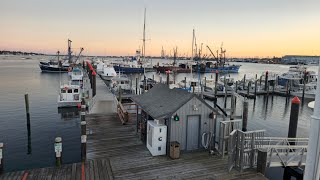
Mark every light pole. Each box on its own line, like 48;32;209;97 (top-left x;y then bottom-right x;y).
304;58;320;179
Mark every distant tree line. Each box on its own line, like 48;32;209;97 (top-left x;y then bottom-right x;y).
0;50;45;55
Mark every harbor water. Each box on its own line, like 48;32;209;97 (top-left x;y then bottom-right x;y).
0;56;317;175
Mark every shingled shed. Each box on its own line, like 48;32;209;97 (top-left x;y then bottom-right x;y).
132;84;219;153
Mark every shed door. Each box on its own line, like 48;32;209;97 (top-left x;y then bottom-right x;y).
186;115;200;151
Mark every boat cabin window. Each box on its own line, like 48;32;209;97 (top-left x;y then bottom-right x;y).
74;89;79;93
121;81;125;84
61;89;66;93
68;89;72;93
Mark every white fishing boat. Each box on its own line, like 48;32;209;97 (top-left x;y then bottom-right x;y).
110;74;133;94
57;84;82;107
100;64;117;81
58;66;86;108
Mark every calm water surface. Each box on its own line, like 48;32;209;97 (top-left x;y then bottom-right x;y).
0;56;317;177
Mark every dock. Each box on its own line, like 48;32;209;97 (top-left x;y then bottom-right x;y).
0;76;266;180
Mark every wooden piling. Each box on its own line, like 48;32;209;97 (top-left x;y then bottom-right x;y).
254;79;257;98
135;78;138;95
166;72;170;85
257;148;267;175
288;97;300;145
242;101;248;132
24;94;30;115
204;77;207;88
264;71;268;91
215;70;218;96
224;76;227;108
247;81;251;97
119;87;122;103
235;81;238;93
54;137;62;167
160;77;162;84
152;74;154;81
259;75;262;88
184;77;187;88
286;82;289;97
243;74;246;90
81;121;87;161
230;94;235;120
0;143;3;174
92;71;96;97
302;71;307;100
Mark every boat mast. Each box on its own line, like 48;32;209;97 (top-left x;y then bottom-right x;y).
191;29;195;78
68;39;73;64
142;8;146;64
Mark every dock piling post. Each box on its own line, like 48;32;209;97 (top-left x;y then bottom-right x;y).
254;79;257;98
81;121;87;161
204;77;207;88
81;98;86;122
286;82;289;97
54;137;62;167
264;71;268;91
302;71;307;101
243;74;246;90
119;87;122;103
259;75;262;88
24;93;30;115
235;81;238;93
224;76;227;108
288;96;300;145
257;148;267;176
160;77;162;84
166;72;170;85
152;74;154;81
230;94;235;120
215;70;218;96
242;100;248;132
92;71;96;97
135;78;138;95
0;143;3;174
184;77;187;88
247;81;251;97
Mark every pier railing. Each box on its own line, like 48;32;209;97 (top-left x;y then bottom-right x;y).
227;129;308;172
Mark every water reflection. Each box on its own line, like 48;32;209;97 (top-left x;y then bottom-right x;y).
57;107;80;120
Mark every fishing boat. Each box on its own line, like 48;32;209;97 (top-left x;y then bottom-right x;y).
57;66;87;108
100;64;117;81
39;40;73;72
110;74;133;95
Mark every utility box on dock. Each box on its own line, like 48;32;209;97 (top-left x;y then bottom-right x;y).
170;141;180;159
147;120;167;156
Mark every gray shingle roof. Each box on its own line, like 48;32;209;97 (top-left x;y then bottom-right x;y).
131;84;216;119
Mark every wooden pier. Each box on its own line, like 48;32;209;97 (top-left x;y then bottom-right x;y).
0;76;266;180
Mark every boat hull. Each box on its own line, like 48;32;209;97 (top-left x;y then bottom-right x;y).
39;64;69;72
200;66;240;73
155;66;192;73
113;66;144;73
57;100;81;108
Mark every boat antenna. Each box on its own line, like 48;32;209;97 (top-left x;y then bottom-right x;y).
58;51;61;87
191;29;195;78
142;8;147;88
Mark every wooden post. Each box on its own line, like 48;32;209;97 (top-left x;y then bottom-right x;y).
25;94;32;154
264;71;268;91
247;81;251;97
243;74;246;90
224;76;227;108
119;87;122;103
0;143;3;174
136;104;139;133
92;71;96;97
254;79;257;98
152;74;154;81
230;94;235;120
286;81;289;97
215;70;218;96
160;77;162;84
89;69;93;89
259;75;262;88
288;97;300;146
302;71;307;101
54;137;62;167
242;101;248;132
235;81;238;93
257;148;268;176
135;78;138;95
24;93;30;115
81;121;87;161
204;77;207;88
184;77;187;88
166;72;170;85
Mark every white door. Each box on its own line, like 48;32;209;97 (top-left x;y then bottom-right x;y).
186;115;200;151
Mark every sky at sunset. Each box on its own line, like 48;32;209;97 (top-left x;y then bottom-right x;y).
1;0;320;57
